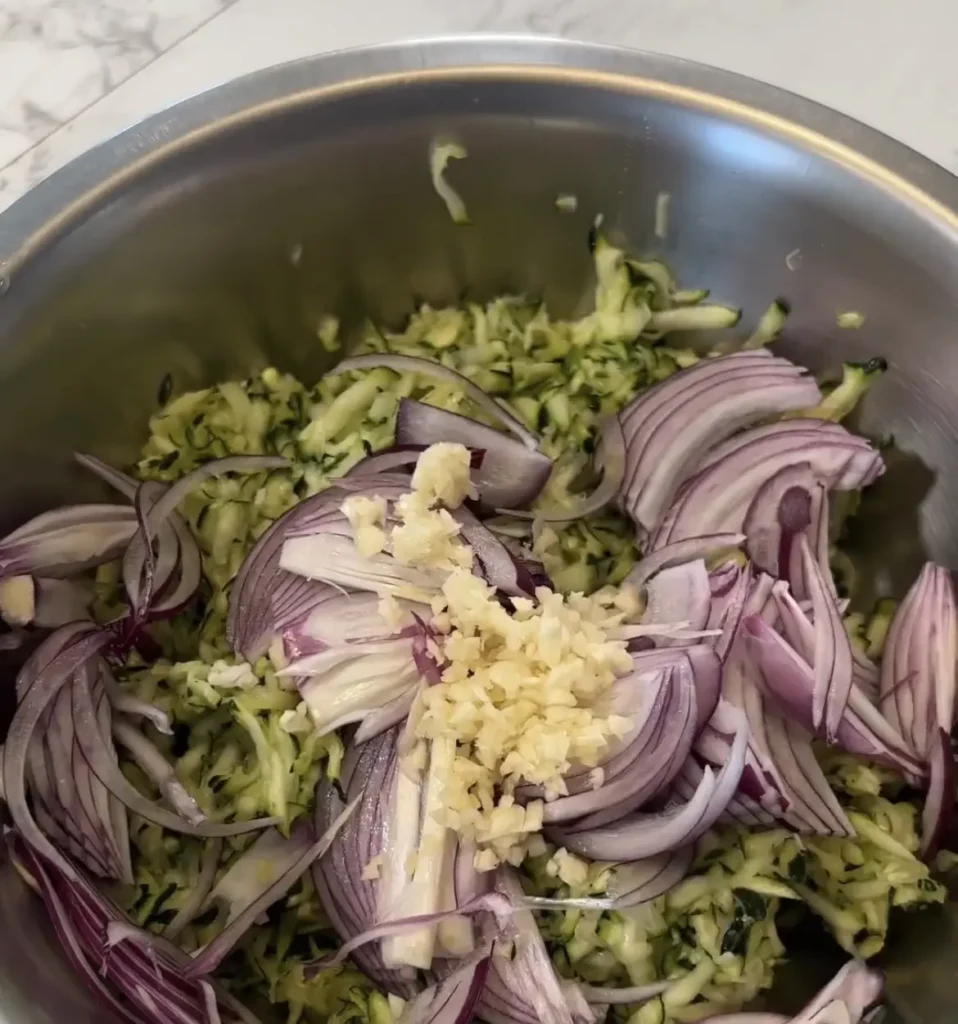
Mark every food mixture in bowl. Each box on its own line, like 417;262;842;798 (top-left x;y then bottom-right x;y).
0;206;952;1024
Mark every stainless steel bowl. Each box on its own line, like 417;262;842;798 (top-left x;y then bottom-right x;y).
1;35;957;1024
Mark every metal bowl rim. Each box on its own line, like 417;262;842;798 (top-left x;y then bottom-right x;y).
1;33;957;274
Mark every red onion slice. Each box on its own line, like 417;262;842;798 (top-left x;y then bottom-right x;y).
557;723;747;860
880;562;957;761
184;797;359;977
335;353;540;450
652;421;884;550
644;558;711;637
397;954;492;1024
770;591;922;780
618;352;821;532
604;847;694;907
311;894;513;970
794;532;854;741
291;639;423;738
481;868;597;1024
743;463;816;576
626;533;745;591
103;673;172;735
707;562;752;663
0;505;137;580
5;625;116;880
743;615;922;780
74;452;138;498
540;665;695;825
9;836;251;1024
501;417;626;524
921;728;954;857
313;729;419;996
354;687;419;744
123;455;287;617
789;959;884;1024
764;710;854;836
397;399;552;509
673;757;776;828
112;718;205;824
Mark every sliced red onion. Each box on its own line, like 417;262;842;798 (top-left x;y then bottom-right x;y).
185;796;359;977
763;710;854;836
5;625;116;880
644;558;711;637
335;353;540;450
31;689;119;879
289;638;423;738
123;456;286;617
769;592;922;781
112;718;205;824
74;452;138;498
502;417;625;524
786;485;836;604
354;687;419;744
9;836;252;1024
921;728;954;857
707;562;752;663
618;352;821;533
397;399;552;509
345;446;424;478
283;500;528;606
743;463;816;576
0;504;137;580
457;507;535;597
558;722;747;860
604;847;694;908
479;868;597;1024
313;729;419;996
795;533;854;741
625;533;745;591
673;758;777;828
232;467;529;658
311;893;513;970
651;421;884;549
396;953;491;1024
228;476;412;658
786;959;884;1024
880;562;957;762
148;512;203;617
103;674;172;735
539;664;696;825
744;615;922;781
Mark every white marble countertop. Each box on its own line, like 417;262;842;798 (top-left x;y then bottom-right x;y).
1;0;956;213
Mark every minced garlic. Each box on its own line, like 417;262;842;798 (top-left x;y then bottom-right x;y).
342;443;474;571
342;443;639;871
415;569;633;867
342;494;388;557
410;441;475;508
391;495;473;571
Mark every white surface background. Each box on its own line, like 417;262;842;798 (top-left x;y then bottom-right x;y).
0;0;955;213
